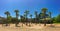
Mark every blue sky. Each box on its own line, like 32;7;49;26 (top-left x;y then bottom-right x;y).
0;0;60;18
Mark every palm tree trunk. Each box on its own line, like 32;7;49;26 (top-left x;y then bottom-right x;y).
44;21;46;26
44;18;46;26
15;13;19;27
15;19;19;27
25;16;28;26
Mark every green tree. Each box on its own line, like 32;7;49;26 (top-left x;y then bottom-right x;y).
29;14;32;26
4;11;10;26
11;17;17;23
20;15;24;26
55;14;60;23
48;12;52;22
48;12;53;26
24;10;29;26
8;16;12;23
30;14;32;22
34;11;38;23
23;14;26;22
52;17;56;23
41;8;48;26
14;10;19;27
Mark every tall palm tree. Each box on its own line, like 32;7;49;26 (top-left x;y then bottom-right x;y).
41;8;48;26
30;14;33;23
29;14;32;26
34;11;38;23
20;15;24;27
8;15;12;26
4;11;10;26
23;14;26;21
24;10;29;26
14;10;19;27
48;12;52;26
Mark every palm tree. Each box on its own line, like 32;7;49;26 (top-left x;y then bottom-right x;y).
48;12;52;26
14;10;19;27
24;10;29;26
30;14;32;22
4;11;10;26
29;14;32;26
34;11;38;24
41;8;48;26
20;15;24;27
8;15;12;26
23;14;26;21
